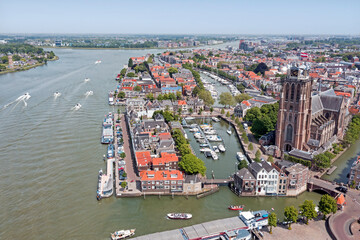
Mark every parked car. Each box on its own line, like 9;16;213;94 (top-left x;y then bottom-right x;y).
336;186;348;193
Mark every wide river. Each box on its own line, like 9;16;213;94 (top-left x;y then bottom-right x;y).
0;42;352;239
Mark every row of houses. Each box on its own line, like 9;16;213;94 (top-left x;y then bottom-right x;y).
233;160;309;196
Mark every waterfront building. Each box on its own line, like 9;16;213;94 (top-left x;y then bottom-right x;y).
233;168;256;196
248;161;279;196
140;170;184;193
152;152;179;171
275;65;350;158
183;175;202;194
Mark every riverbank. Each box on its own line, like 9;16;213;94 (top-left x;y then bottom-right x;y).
43;42;227;51
0;56;59;75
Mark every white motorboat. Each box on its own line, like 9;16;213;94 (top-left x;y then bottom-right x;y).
85;90;94;96
204;129;217;135
207;135;222;142
227;126;232;135
110;229;136;240
53;91;61;97
73;103;81;110
210;150;218;160
213;146;219;153
189;127;199;132
194;133;203;139
200;148;211;152
185;117;195;120
218;144;226;152
237;152;245;161
84;78;90;82
95;60;102;64
167;213;192;220
212;117;220;122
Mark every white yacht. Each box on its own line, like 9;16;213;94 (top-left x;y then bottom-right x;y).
95;60;102;64
85;90;94;96
207;135;222;142
73;103;82;110
213;146;219;153
236;152;245;161
212;117;220;122
218;144;226;152
200;148;211;152
84;78;90;82
227;129;232;135
210;150;218;160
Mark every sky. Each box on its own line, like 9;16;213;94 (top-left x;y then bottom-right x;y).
0;0;359;35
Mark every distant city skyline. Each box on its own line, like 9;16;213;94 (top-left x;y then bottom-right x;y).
1;0;359;35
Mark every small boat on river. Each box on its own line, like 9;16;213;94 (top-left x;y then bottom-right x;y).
110;229;136;240
167;213;192;220
228;205;244;211
218;144;226;152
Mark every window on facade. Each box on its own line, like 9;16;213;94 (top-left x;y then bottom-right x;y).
171;185;176;189
165;186;169;189
171;181;176;184
296;84;300;102
285;84;289;101
291;84;295;101
286;124;293;142
289;113;292;122
165;181;169;184
142;186;147;189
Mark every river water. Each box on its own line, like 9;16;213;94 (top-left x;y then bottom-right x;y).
0;43;329;239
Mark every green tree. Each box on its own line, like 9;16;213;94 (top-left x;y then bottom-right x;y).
313;154;331;170
126;72;136;77
177;108;182;115
242;132;249;144
244;107;262;123
117;91;125;99
318;194;337;219
248;143;253;151
128;58;133;68
120;68;127;77
268;212;277;234
120;152;126;159
121;181;127;189
235;93;252;103
238;160;248;170
133;85;141;92
146;93;154;101
176;91;182;100
210;107;214;113
178;154;206;176
226;111;230;117
192;86;201;96
198;90;214;106
1;56;8;64
219;92;236;107
189;108;193;115
168;67;178;77
12;55;21;61
299;200;318;224
251;115;274;137
284;206;298;230
178;144;191;156
255;150;261;159
221;108;225;114
268;156;274;162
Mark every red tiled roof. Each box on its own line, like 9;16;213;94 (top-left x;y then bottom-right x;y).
136;151;152;167
178;100;187;105
152;152;178;166
140;170;183;181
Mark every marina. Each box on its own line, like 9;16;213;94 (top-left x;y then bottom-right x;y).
0;44;333;240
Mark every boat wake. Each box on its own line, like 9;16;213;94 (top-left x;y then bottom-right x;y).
1;93;31;110
84;91;93;97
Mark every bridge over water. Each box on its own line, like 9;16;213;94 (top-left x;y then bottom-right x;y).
307;177;342;197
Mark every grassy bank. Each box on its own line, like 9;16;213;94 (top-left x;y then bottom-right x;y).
0;56;59;75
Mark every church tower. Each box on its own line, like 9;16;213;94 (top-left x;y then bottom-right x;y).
275;65;312;158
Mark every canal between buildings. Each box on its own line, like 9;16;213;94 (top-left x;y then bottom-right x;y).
0;43;350;239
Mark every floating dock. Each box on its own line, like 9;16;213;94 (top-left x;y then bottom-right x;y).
326;166;337;175
132;216;247;240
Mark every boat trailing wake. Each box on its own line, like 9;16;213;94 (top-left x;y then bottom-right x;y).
1;93;31;110
84;91;93;97
71;103;82;111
